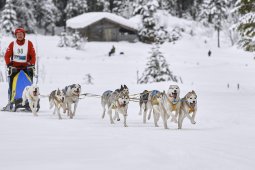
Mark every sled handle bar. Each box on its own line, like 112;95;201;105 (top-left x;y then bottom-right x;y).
8;66;35;77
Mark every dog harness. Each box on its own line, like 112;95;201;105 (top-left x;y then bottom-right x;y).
189;107;195;113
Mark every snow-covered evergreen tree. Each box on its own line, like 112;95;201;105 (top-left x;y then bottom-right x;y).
198;0;211;26
113;0;123;14
87;0;105;12
138;45;178;84
161;0;178;16
199;0;228;47
65;0;88;19
223;1;240;46
100;0;110;12
235;0;255;52
0;0;17;34
189;0;203;20
34;0;60;35
112;0;131;17
52;0;68;27
209;0;228;47
137;0;169;43
133;0;146;15
14;0;36;33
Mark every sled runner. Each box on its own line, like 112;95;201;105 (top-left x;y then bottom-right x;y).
1;66;40;112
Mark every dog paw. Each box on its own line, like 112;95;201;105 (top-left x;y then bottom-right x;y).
192;121;196;124
124;124;128;127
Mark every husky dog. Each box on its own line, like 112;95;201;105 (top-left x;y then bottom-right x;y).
162;85;181;123
63;84;81;119
140;90;165;126
49;89;65;119
139;90;150;123
147;90;166;128
112;85;129;121
101;88;130;127
22;85;40;116
178;90;197;129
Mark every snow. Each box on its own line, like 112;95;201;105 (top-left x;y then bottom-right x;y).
66;12;138;30
1;30;255;170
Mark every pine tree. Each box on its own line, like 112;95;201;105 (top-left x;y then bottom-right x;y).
189;0;203;20
112;0;130;17
138;0;159;43
0;0;18;34
14;0;36;33
198;0;211;25
209;0;228;48
138;45;178;84
235;0;255;52
0;0;6;10
87;0;105;12
133;0;146;15
199;0;228;47
34;0;60;35
100;0;110;12
65;0;88;19
162;0;178;16
52;0;68;26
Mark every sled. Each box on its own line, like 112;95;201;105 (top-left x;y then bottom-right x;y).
1;66;40;112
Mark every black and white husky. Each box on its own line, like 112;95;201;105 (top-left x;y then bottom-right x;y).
101;85;130;127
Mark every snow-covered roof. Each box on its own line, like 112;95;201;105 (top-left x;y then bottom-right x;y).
66;12;138;31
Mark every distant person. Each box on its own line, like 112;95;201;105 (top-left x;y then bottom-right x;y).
208;50;211;57
108;45;115;57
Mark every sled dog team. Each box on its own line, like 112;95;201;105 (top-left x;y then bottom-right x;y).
22;84;197;129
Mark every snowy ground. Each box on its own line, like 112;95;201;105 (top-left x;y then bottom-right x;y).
0;34;255;170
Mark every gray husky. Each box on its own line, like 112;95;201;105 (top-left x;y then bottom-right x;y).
62;84;81;119
49;89;65;119
101;86;130;127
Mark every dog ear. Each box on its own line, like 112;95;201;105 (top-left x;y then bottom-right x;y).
124;85;127;88
121;85;123;90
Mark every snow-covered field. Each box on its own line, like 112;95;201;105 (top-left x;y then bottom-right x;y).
1;34;255;170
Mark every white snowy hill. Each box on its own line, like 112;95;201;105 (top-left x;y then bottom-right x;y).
0;17;255;170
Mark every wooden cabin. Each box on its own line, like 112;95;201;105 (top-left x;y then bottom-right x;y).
66;12;138;42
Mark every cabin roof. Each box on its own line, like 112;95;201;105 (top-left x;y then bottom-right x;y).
66;12;138;31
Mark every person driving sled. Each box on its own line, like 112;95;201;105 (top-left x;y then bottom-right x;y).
4;28;36;101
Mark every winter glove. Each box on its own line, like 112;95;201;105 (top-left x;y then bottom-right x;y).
7;61;13;67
